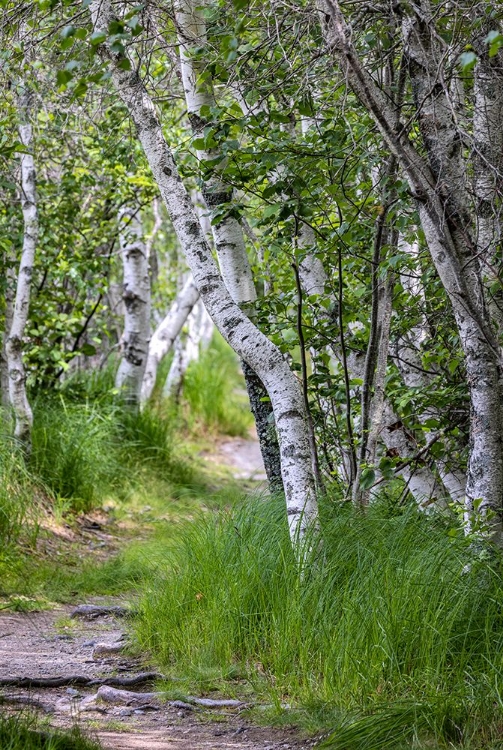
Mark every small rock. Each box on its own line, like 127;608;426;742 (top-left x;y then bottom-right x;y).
118;708;133;717
82;639;96;647
133;709;145;715
66;688;81;697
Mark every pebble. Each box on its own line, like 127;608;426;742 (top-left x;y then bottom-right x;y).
82;639;96;647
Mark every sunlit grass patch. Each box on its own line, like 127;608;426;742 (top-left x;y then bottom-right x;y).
133;495;503;747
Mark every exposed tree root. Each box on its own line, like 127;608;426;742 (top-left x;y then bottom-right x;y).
0;693;54;713
0;671;163;688
70;605;133;619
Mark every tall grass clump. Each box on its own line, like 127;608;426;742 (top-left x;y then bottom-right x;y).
30;397;120;512
135;497;503;747
180;334;253;437
0;434;38;552
0;714;101;749
117;403;195;487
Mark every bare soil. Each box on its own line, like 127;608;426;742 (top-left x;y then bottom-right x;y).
0;438;311;749
0;606;309;749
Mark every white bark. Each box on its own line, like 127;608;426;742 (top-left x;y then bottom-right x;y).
175;0;256;310
163;299;212;398
317;0;503;534
6;63;37;448
175;0;283;491
473;33;503;339
141;275;200;404
89;0;317;541
396;237;467;503
115;207;151;406
298;244;445;509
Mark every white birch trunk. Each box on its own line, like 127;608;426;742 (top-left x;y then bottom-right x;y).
163;299;211;398
317;0;503;536
141;275;200;404
88;0;317;542
6;63;37;448
396;237;467;503
175;0;283;491
298;246;444;508
175;0;256;310
473;32;503;340
115;207;151;407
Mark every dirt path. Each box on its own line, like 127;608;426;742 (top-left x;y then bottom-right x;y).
199;434;268;485
0;606;308;749
0;438;312;749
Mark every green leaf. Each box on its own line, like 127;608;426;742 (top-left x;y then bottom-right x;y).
90;30;107;46
360;468;376;490
486;30;503;57
459;51;477;71
56;69;73;87
80;343;97;356
60;25;76;39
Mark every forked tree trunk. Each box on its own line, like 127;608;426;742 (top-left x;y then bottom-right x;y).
87;0;318;540
115;207;151;407
6;53;37;449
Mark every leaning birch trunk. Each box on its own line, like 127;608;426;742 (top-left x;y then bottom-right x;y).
174;0;283;492
88;0;317;543
163;296;208;399
6;53;38;449
115;207;151;407
317;0;503;538
141;275;200;404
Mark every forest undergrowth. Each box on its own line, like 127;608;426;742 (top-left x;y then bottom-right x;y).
1;342;503;749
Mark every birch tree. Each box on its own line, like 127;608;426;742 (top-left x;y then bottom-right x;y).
141;275;200;404
115;206;151;407
173;0;283;491
6;29;38;449
315;0;503;536
87;0;318;542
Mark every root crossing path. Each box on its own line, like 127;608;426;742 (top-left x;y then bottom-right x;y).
0;605;308;749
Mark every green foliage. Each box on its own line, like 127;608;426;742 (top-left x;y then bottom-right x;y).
0;715;101;750
135;497;503;746
179;334;253;437
117;403;195;487
30;397;121;513
0;429;39;551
